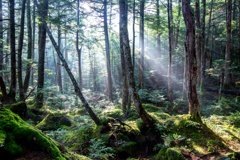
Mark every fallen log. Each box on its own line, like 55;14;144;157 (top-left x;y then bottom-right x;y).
204;87;240;96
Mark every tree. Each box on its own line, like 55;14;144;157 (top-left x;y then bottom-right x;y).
167;0;172;102
156;0;161;57
182;0;202;122
35;0;48;107
0;0;3;76
138;0;144;89
34;0;101;125
76;0;82;90
9;0;16;101
57;24;63;92
195;0;201;85
223;0;232;87
200;0;206;89
23;0;32;93
119;0;153;128
17;0;26;100
104;0;113;101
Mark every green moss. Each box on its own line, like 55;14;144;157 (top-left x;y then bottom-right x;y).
117;133;129;141
106;109;123;118
101;117;115;126
143;103;162;112
0;108;65;159
0;130;6;147
155;147;184;160
64;152;92;160
36;112;71;131
117;141;137;154
4;101;27;118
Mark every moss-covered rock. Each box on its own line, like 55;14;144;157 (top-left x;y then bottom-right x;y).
0;108;65;159
3;101;27;118
36;112;71;131
155;147;184;160
117;141;137;154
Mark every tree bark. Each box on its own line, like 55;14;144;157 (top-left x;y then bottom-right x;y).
157;0;161;57
120;9;128;112
200;0;206;89
104;0;113;101
36;0;48;106
223;0;232;87
132;0;135;76
0;0;3;74
167;0;172;102
182;0;202;122
23;0;32;94
195;0;201;85
174;0;181;49
17;0;26;100
35;0;101;125
9;0;16;101
238;0;240;62
119;0;153;128
31;0;36;86
57;25;63;93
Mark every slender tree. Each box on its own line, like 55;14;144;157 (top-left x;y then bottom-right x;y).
0;0;3;75
9;0;16;101
175;0;181;49
23;0;32;93
17;0;26;100
157;0;161;57
104;0;113;101
223;0;232;87
195;0;201;85
57;25;63;92
132;0;135;75
182;0;202;122
35;0;48;106
167;0;172;102
31;0;36;86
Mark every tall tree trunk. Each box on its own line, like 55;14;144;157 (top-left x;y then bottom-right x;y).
17;0;26;100
200;0;206;89
238;0;240;62
119;0;153;128
36;0;48;106
182;0;202;122
57;25;63;93
23;0;32;93
205;0;213;53
0;0;3;75
31;0;36;86
120;9;128;112
195;0;201;85
174;0;181;49
157;0;161;57
167;0;172;102
104;0;113;101
138;0;144;89
34;0;101;125
9;0;16;101
182;51;188;100
132;0;135;76
64;22;68;92
224;0;232;87
76;0;82;90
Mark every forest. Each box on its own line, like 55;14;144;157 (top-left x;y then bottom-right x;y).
1;0;240;159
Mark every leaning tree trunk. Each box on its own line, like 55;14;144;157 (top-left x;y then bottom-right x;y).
23;0;32;93
223;0;232;88
17;0;26;100
9;0;16;101
104;0;113;101
167;0;172;102
35;0;48;107
182;0;202;122
35;0;101;125
119;0;153;128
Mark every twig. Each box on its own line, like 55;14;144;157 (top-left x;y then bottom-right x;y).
23;85;38;101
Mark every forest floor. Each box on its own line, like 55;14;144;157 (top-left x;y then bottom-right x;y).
2;86;240;160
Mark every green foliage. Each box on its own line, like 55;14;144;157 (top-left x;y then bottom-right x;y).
88;138;115;159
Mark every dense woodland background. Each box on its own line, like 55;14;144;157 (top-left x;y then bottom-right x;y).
1;0;240;159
